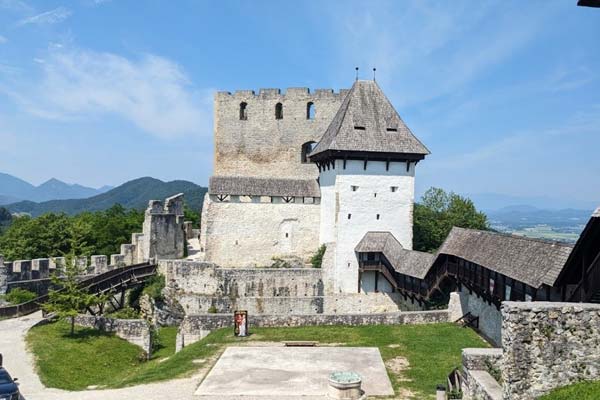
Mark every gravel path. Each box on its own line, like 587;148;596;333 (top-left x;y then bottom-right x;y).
0;312;201;400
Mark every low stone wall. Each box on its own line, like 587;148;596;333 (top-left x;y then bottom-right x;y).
461;348;503;400
176;309;449;351
448;289;502;346
501;301;600;400
75;315;152;356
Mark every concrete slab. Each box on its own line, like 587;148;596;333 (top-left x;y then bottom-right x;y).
195;346;394;399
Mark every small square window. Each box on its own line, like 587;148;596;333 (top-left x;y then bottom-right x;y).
390;186;398;193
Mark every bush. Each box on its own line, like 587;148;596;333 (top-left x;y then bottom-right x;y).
142;275;165;301
106;307;140;319
207;305;217;313
310;244;326;268
3;288;37;304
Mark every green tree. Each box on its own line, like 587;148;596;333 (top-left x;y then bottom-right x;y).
0;214;72;260
183;204;201;228
43;255;106;336
414;187;489;252
0;207;12;233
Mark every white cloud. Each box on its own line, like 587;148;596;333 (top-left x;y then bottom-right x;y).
0;35;7;44
16;7;72;26
0;0;32;12
4;47;212;139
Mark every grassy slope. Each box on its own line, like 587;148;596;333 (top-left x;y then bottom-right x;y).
27;322;487;398
539;380;600;400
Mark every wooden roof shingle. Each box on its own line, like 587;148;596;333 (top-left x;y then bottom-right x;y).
209;176;321;198
310;80;430;158
438;227;573;288
355;232;434;279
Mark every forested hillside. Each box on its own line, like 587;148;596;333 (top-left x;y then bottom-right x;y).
6;177;208;217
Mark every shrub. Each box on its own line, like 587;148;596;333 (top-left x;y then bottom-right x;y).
106;307;140;319
142;275;166;301
310;244;326;268
207;305;217;314
3;288;37;304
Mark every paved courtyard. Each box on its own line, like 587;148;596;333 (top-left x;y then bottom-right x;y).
195;346;394;399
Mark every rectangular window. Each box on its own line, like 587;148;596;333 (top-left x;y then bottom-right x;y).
351;185;359;192
347;213;352;220
376;214;380;220
386;128;398;132
390;186;398;192
354;126;366;130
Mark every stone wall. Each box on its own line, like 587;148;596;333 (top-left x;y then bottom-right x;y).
461;348;503;400
448;289;503;346
75;314;152;356
501;302;600;400
159;260;424;316
214;88;347;180
176;309;449;350
199;197;320;268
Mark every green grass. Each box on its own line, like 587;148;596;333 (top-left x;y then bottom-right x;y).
27;321;487;398
539;380;600;400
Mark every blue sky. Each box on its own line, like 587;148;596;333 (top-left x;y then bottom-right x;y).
0;0;598;207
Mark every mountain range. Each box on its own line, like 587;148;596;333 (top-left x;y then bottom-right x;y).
0;173;112;205
5;177;207;216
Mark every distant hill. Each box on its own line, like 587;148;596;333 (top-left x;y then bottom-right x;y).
6;177;208;217
0;172;110;204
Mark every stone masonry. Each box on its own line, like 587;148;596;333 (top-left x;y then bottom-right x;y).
501;301;600;400
214;88;347;180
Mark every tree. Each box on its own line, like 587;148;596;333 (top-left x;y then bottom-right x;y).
0;207;12;233
43;255;106;335
414;187;489;252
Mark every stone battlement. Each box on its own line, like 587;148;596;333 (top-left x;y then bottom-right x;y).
216;88;349;100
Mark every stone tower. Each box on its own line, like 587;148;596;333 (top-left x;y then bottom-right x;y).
309;80;429;293
200;88;348;267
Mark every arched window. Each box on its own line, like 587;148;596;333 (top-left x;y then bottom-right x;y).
301;141;316;163
275;102;283;120
307;102;315;120
239;102;248;120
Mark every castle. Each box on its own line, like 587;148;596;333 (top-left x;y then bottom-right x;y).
198;79;429;295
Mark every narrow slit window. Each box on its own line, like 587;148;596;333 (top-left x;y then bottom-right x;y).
307;102;315;119
275;102;283;120
386;128;398;132
390;186;398;192
347;213;352;220
374;192;377;198
351;185;359;192
376;214;380;220
239;102;248;120
354;126;366;131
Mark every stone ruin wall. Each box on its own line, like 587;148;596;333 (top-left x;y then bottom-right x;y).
75;314;152;355
213;88;347;180
448;288;503;346
200;197;321;267
500;301;600;400
176;309;450;350
159;259;426;316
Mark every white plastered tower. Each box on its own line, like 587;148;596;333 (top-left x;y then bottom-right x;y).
310;80;430;293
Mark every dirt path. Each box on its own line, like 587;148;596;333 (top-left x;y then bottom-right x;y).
0;312;200;400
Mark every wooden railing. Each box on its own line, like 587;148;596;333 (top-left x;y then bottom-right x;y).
0;262;156;319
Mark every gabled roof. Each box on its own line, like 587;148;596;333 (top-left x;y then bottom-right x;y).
437;227;573;288
355;232;434;279
209;176;321;198
310;80;430;159
555;206;600;286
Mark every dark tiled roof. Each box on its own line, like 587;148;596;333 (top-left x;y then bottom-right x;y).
355;232;434;279
438;227;573;288
310;80;430;157
209;176;321;198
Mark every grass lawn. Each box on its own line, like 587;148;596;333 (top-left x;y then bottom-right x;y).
539;380;600;400
26;321;488;398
